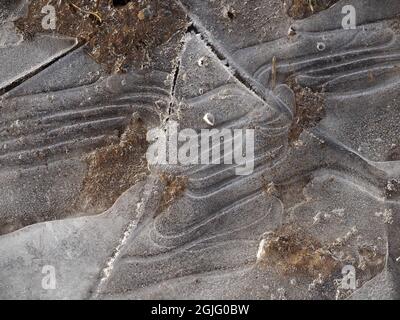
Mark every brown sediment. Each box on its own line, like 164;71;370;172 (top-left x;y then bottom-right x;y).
15;0;188;73
78;117;149;212
263;175;312;209
386;145;400;161
158;173;188;214
287;0;339;19
257;222;386;297
258;224;338;278
357;246;385;278
286;76;325;143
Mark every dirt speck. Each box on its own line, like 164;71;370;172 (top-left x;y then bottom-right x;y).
78;116;149;212
263;180;280;198
16;0;188;73
258;224;339;278
222;6;236;20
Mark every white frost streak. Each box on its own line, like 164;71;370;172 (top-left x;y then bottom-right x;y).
93;201;143;297
256;239;266;261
